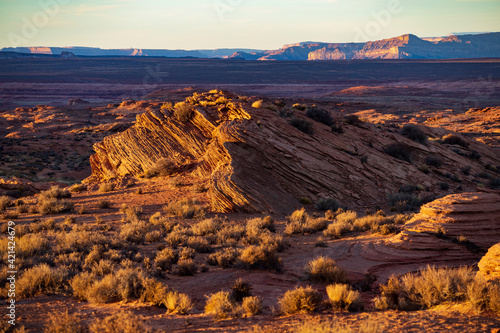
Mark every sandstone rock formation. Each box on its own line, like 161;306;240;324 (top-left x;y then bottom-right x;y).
87;91;500;214
478;243;500;281
328;191;500;282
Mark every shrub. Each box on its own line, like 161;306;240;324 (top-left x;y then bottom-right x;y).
17;264;69;298
299;197;313;205
173;102;195;122
326;284;362;311
144;158;175;178
315;197;341;211
38;197;74;215
387;193;422;212
16;233;50;258
0;196;11;211
99;183;115;193
40;186;71;199
242;296;263;316
373;265;479;311
290;118;314;135
154;248;178;271
191;218;221;236
305;257;348;284
69;183;87;193
306;107;333;126
460;165;471;175
239;244;282;271
44;311;85;333
187;236;212;253
252;100;263;108
205;291;235;320
164;199;205;219
401;124;427;144
331;122;344;134
383;143;414;162
119;220;149;244
440;134;468;147
163;291;193;314
278;286;322;315
425;155;443;167
84;268;145;304
177;258;197;276
207;248;238;268
293;103;307;111
231;278;252;302
89;312;152;333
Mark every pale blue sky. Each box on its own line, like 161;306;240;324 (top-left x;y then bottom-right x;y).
0;0;499;49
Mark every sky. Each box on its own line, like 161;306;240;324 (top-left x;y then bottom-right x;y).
0;0;499;50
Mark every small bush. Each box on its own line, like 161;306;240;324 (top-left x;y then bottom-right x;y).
278;286;322;315
384;143;414;163
205;291;235;320
290;118;314;135
425;155;443;167
38;197;74;215
323;220;352;239
144;158;175;178
460;165;471;175
163;291;193;314
187;236;212;253
327;284;363;311
401;124;427;144
0;196;11;211
89;312;152;333
231;278;252;302
17;264;69;298
164;199;205;219
177;258;197;276
306;107;333;126
299;197;313;205
315;197;341;211
373;265;482;311
331;122;343;134
154;248;178;271
69;183;87;193
173;102;195;122
293;103;307;111
239;244;282;271
242;296;263;316
440;134;468;147
40;186;71;199
44;311;85;333
207;248;238;268
387;193;422;212
98;183;115;193
305;256;347;284
191;218;221;236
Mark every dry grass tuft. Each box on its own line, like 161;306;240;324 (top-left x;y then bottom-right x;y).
278;286;322;315
164;199;205;219
305;256;348;284
326;283;363;311
44;311;85;333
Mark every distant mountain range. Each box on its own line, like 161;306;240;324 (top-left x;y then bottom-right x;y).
2;32;500;60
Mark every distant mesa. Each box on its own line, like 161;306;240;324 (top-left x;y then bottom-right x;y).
3;32;499;60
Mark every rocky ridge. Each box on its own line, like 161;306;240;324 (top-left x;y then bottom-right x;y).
87;91;500;214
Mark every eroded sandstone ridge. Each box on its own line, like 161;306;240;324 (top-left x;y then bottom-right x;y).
329;192;500;282
88;91;500;213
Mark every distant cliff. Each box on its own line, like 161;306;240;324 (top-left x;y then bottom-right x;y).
234;33;500;60
3;32;499;60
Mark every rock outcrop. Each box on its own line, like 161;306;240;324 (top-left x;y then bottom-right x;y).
330;192;500;282
478;243;500;281
87;91;500;214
